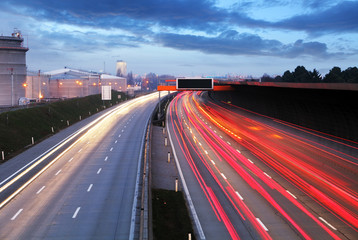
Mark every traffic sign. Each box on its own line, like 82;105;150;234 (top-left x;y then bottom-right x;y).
176;78;214;90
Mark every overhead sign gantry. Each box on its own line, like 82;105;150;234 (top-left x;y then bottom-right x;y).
157;78;234;91
176;78;214;90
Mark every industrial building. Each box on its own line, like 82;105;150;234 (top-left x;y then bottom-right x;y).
25;70;50;100
0;29;127;104
0;30;28;106
42;68;127;99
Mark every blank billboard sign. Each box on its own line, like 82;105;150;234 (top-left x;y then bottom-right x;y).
101;86;112;100
176;78;214;90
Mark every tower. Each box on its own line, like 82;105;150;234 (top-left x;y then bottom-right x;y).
0;29;28;106
116;60;127;77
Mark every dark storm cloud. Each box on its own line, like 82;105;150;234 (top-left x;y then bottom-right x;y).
155;30;332;58
2;0;228;33
274;1;358;34
2;0;357;34
1;0;356;58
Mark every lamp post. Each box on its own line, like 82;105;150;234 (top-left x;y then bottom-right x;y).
7;68;14;106
11;70;14;106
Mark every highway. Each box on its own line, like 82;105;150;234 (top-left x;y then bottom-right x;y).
167;91;358;240
0;92;165;239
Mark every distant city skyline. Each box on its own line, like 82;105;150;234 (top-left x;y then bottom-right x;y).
0;0;357;77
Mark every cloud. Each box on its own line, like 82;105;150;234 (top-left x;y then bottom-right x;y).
30;29;144;54
1;0;356;62
2;0;357;36
155;30;333;58
1;0;228;33
274;1;358;34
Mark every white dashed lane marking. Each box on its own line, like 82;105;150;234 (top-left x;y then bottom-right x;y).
11;209;23;221
72;207;81;219
36;186;46;194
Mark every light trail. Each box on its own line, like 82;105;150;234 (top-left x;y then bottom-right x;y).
0;92;165;210
196;95;358;231
168;91;358;239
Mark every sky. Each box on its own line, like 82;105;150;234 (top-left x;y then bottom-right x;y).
1;0;357;77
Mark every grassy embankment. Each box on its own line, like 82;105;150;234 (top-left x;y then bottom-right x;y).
0;91;128;161
151;93;195;240
152;189;195;240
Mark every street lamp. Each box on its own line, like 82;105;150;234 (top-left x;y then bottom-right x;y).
7;68;14;106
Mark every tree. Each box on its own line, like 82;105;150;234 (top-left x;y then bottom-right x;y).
261;73;274;82
274;75;283;82
146;72;159;90
293;66;310;82
324;67;343;82
282;70;294;82
309;69;322;82
127;71;134;86
342;67;358;83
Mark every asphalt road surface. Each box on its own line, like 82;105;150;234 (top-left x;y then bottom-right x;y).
0;92;165;239
167;91;358;240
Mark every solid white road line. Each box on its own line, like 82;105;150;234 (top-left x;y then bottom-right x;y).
319;217;337;230
221;173;227;180
256;218;269;231
263;172;272;178
129;115;150;240
11;209;23;221
235;191;244;200
286;190;297;199
166;113;206;240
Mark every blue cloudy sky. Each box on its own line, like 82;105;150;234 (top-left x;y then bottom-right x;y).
1;0;357;77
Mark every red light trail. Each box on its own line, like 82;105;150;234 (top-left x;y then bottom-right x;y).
168;91;358;239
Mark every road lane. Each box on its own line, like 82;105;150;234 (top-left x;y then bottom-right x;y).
168;91;357;239
0;92;165;239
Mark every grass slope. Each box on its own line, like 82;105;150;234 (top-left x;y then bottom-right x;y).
0;91;128;160
152;189;195;240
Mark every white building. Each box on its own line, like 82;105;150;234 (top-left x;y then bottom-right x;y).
40;68;126;99
101;74;127;92
25;71;50;100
